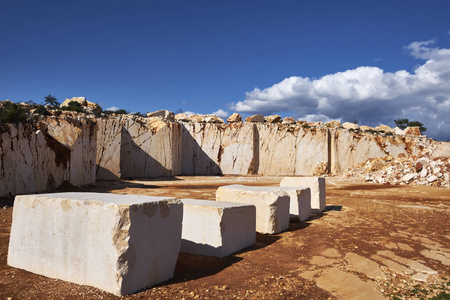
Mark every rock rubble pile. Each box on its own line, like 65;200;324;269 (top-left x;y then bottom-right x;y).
342;154;450;188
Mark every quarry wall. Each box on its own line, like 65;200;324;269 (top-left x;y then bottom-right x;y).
1;115;449;197
0;117;96;197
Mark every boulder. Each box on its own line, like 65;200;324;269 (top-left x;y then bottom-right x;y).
375;125;393;133
245;114;264;123
146;109;174;120
282;117;296;124
227;113;243;123
342;122;359;130
264;115;281;123
279;187;312;222
203;115;224;123
325;120;341;128
360;125;375;131
60;97;96;108
174;113;189;121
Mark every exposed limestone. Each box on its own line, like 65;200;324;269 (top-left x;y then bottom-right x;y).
60;97;96;108
257;124;329;176
264;115;281;123
175;113;189;122
181;123;255;175
0;117;96;197
8;193;183;296
344;253;387;280
375;124;393;133
360;125;375;131
342;122;359;130
325;120;341;128
180;199;256;258
314;267;385;300
245;114;264;123
280;187;311;222
216;185;290;234
146;109;174;120
282;117;296;124
227;113;242;123
404;126;421;136
203;115;224;123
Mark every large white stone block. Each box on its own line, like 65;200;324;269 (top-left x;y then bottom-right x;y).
216;185;290;234
180;199;256;258
279;187;312;222
8;192;183;296
280;177;326;213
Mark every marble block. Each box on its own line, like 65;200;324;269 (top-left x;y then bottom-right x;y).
8;192;183;296
180;199;256;257
280;177;326;213
279;187;312;222
216;185;290;234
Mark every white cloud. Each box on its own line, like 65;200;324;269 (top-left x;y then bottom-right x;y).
212;109;229;118
106;106;120;111
229;40;450;141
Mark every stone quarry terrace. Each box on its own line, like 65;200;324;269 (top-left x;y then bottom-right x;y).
1;175;450;299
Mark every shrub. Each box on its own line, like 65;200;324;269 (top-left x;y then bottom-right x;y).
0;101;28;123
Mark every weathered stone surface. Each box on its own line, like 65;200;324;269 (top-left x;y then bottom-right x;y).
0;117;96;197
404;126;421;136
146;109;174;120
359;125;375;131
257;124;329;176
175;113;189;121
282;117;296;124
315;267;385;300
8;193;183;296
330;128;409;173
325;120;341;128
96;118;123;180
280;177;326;213
279;187;311;221
203;115;224;123
245;114;264;123
181;123;255;175
60;97;96;108
375;124;393;133
216;185;290;234
227;113;242;123
344;253;387;280
180;199;256;257
342;122;359;130
264;115;281;123
120;118;181;178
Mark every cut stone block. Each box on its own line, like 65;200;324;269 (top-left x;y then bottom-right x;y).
8;192;183;296
216;185;290;234
180;199;256;258
280;177;326;213
279;187;312;222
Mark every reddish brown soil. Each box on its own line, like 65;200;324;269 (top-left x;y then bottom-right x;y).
1;176;449;299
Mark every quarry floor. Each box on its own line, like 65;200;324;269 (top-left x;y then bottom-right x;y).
1;176;449;299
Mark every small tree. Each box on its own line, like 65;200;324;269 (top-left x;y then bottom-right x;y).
0;102;27;123
44;94;60;107
394;118;427;133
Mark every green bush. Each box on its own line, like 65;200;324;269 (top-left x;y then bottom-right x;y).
0;102;28;123
61;101;84;112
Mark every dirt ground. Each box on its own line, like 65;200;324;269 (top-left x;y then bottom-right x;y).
1;176;449;299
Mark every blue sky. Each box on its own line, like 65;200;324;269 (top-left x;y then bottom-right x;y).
1;1;450;140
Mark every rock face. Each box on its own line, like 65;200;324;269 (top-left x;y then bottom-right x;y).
227;113;242;123
180;199;256;258
96;117;181;180
181;123;256;175
8;193;183;296
146;109;174;120
257;124;329;176
216;185;290;234
0;117;96;197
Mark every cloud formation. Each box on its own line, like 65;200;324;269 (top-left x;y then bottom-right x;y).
230;40;450;141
